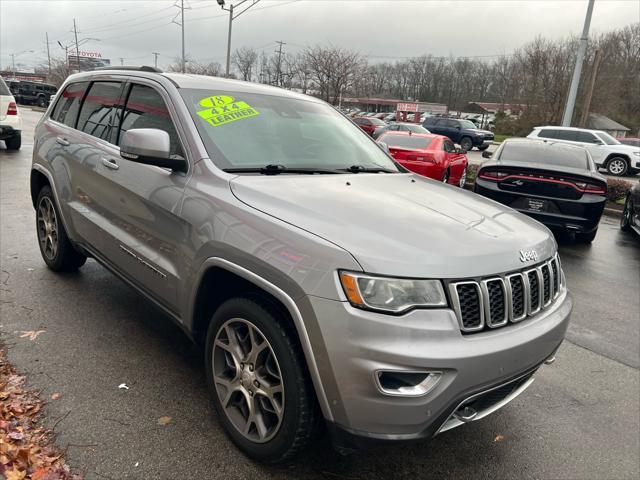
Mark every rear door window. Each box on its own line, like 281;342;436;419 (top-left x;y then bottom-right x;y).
119;83;184;157
50;81;89;128
575;131;598;144
76;81;123;143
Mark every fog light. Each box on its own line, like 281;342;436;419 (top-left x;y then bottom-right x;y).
375;370;442;397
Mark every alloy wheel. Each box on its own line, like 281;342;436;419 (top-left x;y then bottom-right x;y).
212;319;284;443
37;197;59;261
608;159;627;176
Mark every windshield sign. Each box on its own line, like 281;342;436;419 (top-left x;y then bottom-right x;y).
181;88;400;172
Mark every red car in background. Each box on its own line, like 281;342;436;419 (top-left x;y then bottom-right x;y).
378;131;469;187
353;116;386;136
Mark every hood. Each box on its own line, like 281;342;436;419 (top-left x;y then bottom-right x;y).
229;173;556;279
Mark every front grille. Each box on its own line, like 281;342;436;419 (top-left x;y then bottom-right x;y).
485;279;507;327
450;254;563;333
527;270;540;312
455;283;482;331
508;275;526;320
541;264;551;305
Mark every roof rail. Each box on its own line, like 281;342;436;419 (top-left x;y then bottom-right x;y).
92;65;163;73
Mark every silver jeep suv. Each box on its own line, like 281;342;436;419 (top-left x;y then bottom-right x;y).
31;67;572;462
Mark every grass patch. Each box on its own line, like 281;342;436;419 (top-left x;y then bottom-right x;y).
492;134;511;143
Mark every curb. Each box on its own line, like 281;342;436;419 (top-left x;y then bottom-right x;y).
603;207;622;218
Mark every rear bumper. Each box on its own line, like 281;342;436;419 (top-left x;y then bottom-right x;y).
475;180;605;233
0;125;21;140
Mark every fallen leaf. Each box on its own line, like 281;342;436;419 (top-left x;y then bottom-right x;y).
8;431;24;441
493;434;506;442
19;330;46;341
118;383;129;390
50;392;61;401
157;416;172;425
5;467;27;480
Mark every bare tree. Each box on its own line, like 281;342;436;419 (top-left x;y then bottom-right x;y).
303;45;364;103
232;47;258;81
166;56;224;77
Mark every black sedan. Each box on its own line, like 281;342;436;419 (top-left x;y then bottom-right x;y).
621;180;640;236
475;139;607;243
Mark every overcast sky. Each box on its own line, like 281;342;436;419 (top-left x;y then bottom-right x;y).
1;0;638;71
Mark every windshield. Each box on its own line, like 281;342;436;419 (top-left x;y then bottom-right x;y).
596;132;621;145
459;120;477;129
499;142;588;169
180;89;399;172
381;134;433;150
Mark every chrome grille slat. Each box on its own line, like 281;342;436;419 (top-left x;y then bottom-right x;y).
450;254;564;334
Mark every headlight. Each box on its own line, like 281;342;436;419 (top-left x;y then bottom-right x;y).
633;151;640;157
339;271;447;313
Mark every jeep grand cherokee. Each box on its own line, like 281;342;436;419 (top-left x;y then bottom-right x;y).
31;66;572;463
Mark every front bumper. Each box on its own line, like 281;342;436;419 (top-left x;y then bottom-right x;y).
309;289;572;443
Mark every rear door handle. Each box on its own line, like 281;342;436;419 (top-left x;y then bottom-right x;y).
102;157;119;170
56;137;70;146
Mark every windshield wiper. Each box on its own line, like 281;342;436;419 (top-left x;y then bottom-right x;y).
341;165;397;174
223;164;341;175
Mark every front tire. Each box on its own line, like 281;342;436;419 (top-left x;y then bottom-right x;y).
606;157;629;176
4;134;21;150
458;166;468;188
460;137;473;152
478;145;490;151
35;186;86;271
205;297;319;463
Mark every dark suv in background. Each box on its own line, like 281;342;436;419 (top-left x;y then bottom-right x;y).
423;117;494;151
7;80;57;107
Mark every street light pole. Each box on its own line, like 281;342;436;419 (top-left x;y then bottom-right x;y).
561;0;596;126
219;0;261;78
226;3;233;77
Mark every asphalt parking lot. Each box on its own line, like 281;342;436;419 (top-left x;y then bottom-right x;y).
1;109;639;480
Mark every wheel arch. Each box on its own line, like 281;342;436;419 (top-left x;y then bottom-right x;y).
30;168;51;208
189;257;334;421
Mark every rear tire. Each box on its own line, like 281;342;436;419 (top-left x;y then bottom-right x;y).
621;196;633;232
575;229;598;243
35;186;87;271
460;137;473;152
606;157;629;176
205;296;320;463
5;134;21;150
478;145;490;151
36;96;46;108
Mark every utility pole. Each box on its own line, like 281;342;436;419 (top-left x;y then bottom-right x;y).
274;40;285;87
120;58;124;66
219;1;261;78
45;32;51;76
152;52;160;68
561;0;596;126
181;0;185;73
73;18;81;73
579;49;602;128
10;54;15;73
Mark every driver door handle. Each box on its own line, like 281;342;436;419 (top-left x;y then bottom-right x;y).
56;137;70;146
102;157;119;170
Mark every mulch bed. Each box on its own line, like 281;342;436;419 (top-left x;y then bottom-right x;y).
0;343;81;480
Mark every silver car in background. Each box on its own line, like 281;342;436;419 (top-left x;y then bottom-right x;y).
31;67;572;462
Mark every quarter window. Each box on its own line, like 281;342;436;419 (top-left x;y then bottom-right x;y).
443;139;455;153
120;84;183;157
51;82;89;128
76;82;123;143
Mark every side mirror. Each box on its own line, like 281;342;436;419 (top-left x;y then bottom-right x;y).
482;150;493;158
378;141;390;154
120;128;187;172
593;139;603;145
